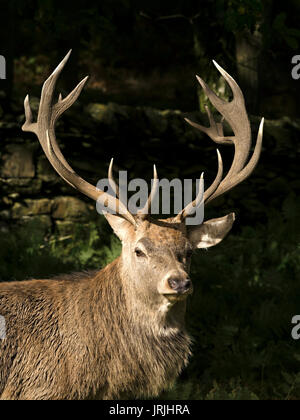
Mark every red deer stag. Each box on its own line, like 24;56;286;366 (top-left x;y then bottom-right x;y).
0;51;263;400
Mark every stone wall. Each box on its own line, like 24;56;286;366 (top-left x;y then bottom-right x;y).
0;101;205;239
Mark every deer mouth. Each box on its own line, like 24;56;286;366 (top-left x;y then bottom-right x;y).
163;287;193;302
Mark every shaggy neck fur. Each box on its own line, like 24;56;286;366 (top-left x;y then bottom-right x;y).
0;256;192;400
91;257;192;399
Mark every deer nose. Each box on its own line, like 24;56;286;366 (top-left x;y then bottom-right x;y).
167;276;192;294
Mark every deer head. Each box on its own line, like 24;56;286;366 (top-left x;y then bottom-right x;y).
22;51;263;314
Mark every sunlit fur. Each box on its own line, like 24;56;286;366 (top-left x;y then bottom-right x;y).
0;218;191;399
0;213;234;400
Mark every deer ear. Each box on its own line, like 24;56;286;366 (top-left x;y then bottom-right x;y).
105;213;135;242
188;213;235;249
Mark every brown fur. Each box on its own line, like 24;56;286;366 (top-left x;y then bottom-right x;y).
0;212;235;400
0;219;195;400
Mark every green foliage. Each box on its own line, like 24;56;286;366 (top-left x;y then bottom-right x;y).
222;0;263;33
48;219;121;270
162;378;259;400
0;218;73;281
0;217;121;281
272;12;300;49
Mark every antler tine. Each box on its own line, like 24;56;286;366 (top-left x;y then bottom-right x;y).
202;149;223;201
53;76;89;123
177;173;204;221
38;50;72;116
206;117;264;203
22;51;136;226
193;64;252;176
138;165;159;219
22;50;79;172
180;61;263;214
177;149;223;220
108;158;120;198
184;105;232;146
23;94;34;128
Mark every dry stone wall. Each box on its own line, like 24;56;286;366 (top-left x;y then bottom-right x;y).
0;102;204;239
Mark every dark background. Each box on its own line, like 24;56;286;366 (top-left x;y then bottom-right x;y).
0;0;300;399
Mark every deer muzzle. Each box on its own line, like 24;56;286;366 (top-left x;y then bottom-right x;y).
158;272;193;301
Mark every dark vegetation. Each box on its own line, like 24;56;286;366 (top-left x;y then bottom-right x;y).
0;0;300;399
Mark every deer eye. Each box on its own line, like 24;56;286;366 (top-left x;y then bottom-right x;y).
134;248;146;258
176;253;184;263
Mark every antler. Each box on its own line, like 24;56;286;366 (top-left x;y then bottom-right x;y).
22;50;136;225
22;53;263;225
179;60;264;220
108;158;159;220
